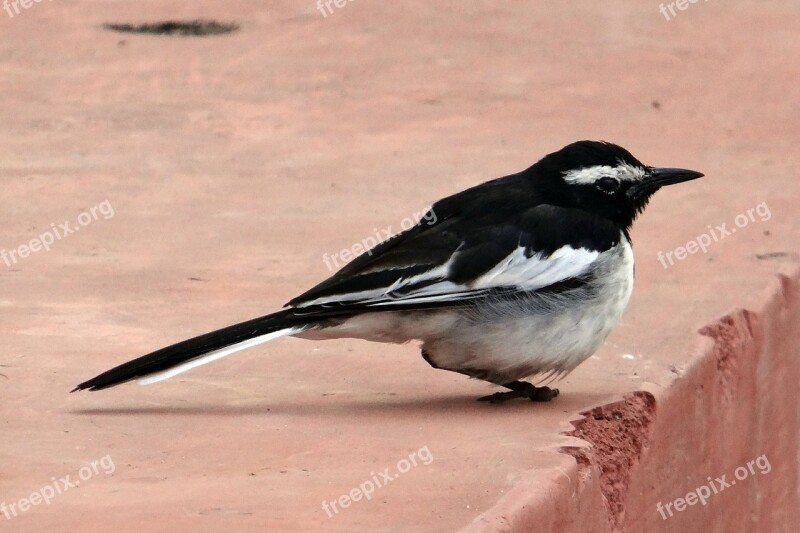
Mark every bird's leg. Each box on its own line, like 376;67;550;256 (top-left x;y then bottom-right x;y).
477;381;559;404
420;349;559;404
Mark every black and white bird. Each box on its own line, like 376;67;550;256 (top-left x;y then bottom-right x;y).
73;141;702;402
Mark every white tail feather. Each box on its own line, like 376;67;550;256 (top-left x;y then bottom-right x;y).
137;327;301;385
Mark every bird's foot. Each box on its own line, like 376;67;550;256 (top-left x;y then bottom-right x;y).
477;381;559;404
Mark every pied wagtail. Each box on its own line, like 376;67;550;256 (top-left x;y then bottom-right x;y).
73;141;703;403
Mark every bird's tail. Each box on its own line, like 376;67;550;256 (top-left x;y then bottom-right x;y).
72;309;308;392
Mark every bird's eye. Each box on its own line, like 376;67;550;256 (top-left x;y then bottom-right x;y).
595;177;620;194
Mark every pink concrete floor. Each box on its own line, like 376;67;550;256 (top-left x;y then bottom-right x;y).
1;1;798;531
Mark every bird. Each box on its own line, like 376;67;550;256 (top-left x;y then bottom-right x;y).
72;140;703;403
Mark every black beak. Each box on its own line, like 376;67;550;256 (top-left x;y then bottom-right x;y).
627;167;704;199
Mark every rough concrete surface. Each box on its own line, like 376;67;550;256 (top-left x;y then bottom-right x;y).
1;1;799;532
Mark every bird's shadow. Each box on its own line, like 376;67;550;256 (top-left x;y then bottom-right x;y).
69;391;614;418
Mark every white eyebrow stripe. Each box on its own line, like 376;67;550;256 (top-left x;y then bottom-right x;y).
562;165;616;185
562;162;646;185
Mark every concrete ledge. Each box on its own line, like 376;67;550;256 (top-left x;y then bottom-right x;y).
466;268;800;532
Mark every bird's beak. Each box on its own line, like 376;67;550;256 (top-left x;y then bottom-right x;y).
627;167;704;199
648;167;705;187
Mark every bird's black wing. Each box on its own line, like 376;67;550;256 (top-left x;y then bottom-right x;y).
287;175;622;311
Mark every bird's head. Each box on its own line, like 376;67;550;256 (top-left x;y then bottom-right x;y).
532;140;703;229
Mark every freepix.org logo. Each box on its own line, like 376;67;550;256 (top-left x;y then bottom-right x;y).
1;455;116;521
1;199;115;269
